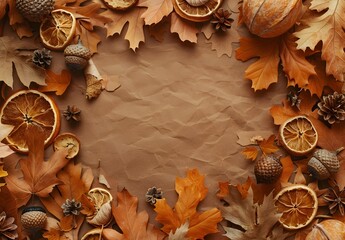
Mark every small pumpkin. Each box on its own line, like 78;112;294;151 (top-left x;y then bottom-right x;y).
242;0;302;38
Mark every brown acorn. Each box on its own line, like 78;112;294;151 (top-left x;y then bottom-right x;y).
254;155;283;184
64;40;91;71
308;147;344;180
21;206;47;230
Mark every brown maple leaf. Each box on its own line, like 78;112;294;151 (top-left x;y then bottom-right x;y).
154;169;222;239
102;188;165;240
103;0;146;51
41;161;94;239
138;0;173;25
170;12;198;43
294;0;345;81
43;228;69;240
236;32;317;91
38;69;72;95
5;131;69;208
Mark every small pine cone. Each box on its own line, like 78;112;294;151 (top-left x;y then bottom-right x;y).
63;105;81;121
254;155;283;184
211;8;234;32
32;48;52;68
62;199;82;216
287;87;301;110
318;92;345;124
145;187;163;205
0;211;18;240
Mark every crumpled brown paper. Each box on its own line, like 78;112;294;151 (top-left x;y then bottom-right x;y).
3;26;287;239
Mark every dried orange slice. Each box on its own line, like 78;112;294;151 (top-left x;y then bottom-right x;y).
86;188;113;226
40;9;76;51
0;90;60;153
275;184;318;230
103;0;138;10
53;133;80;159
173;0;222;22
279;116;318;156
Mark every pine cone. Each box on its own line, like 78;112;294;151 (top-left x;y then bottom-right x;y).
32;48;52;68
287;87;301;110
145;187;163;205
0;211;18;240
63;105;81;121
318;92;345;124
211;8;234;32
62;199;82;216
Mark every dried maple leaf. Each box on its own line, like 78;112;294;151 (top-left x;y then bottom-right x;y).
220;185;281;240
103;1;146;51
0;0;32;38
258;135;279;154
41;161;93;239
0;36;46;88
154;169;222;239
102;188;165;240
294;0;345;81
0;123;13;141
168;221;189;240
236;32;317;91
5;131;69;208
38;70;72;95
138;0;173;25
280;34;316;87
43;228;69;240
236;35;280;91
241;146;258;161
0;143;14;159
170;13;198;43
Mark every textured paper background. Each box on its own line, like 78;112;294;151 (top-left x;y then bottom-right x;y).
5;26;288;238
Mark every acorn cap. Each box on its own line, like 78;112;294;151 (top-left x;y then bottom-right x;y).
21;206;47;230
312;148;341;173
254;155;283;184
308;156;330;180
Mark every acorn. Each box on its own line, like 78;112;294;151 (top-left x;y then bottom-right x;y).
21;206;47;230
64;40;91;71
308;147;344;180
254;155;283;184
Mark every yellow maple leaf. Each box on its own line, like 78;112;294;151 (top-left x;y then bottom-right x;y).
294;0;345;81
154;169;222;239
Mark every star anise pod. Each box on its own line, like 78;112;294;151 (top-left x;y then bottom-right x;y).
145;187;163;205
0;211;18;240
63;105;81;121
211;8;234;32
61;199;82;216
323;180;345;215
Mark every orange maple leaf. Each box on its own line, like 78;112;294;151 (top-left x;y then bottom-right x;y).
5;131;69;208
241;146;258;161
102;188;165;240
154;169;222;239
294;0;345;81
258;135;279;155
43;228;69;240
38;70;72;95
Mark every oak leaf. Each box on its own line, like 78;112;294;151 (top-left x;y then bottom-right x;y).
104;3;146;51
220;185;282;240
138;0;173;25
41;161;94;239
294;0;345;81
102;188;165;240
38;70;72;95
5;131;69;208
168;221;189;240
0;36;46;88
155;169;222;239
170;13;198;43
